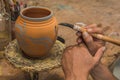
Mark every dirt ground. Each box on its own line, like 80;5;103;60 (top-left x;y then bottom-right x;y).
0;0;120;80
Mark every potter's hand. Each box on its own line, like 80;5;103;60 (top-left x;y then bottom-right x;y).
62;45;105;80
76;24;105;55
76;24;117;80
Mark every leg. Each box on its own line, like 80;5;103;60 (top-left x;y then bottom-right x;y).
24;71;32;80
33;72;39;80
24;71;39;80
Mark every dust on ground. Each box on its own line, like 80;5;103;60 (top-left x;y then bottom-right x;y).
0;0;120;80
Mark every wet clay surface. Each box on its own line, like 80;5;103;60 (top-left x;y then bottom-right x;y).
0;0;120;80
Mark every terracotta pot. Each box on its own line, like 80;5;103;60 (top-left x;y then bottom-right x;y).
15;6;58;58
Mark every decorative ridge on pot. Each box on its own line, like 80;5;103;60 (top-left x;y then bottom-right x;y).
20;6;53;21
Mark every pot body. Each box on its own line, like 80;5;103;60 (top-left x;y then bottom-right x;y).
15;6;58;58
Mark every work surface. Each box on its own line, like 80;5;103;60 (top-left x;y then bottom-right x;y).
0;0;120;80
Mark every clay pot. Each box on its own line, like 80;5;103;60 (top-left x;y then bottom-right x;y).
15;6;58;58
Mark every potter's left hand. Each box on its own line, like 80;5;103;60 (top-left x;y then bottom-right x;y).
62;44;105;80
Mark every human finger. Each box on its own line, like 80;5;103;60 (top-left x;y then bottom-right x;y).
76;37;82;43
76;31;82;37
86;24;97;28
87;27;103;34
94;47;106;63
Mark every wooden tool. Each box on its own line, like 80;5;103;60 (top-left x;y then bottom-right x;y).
59;23;120;46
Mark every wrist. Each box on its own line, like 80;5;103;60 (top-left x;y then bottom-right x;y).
65;72;88;80
91;63;103;74
91;63;116;80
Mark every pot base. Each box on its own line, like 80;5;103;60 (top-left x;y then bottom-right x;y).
21;50;51;60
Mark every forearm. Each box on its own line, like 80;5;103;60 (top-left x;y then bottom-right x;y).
90;63;117;80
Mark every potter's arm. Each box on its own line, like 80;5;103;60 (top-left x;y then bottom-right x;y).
91;63;117;80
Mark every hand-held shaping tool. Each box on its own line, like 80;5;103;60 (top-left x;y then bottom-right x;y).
59;23;120;46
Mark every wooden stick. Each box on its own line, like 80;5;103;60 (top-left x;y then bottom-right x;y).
92;34;120;46
78;26;120;46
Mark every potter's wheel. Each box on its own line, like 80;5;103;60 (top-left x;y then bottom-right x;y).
4;39;65;72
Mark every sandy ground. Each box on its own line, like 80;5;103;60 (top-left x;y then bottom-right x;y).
0;0;120;80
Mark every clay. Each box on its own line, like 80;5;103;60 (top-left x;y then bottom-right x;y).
15;6;58;58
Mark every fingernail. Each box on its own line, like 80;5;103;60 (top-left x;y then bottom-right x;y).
92;24;97;26
102;47;106;51
78;39;82;43
87;28;92;32
83;32;89;38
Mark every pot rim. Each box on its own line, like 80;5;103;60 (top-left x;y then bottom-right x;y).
20;6;53;21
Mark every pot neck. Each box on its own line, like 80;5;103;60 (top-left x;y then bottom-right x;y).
20;6;53;22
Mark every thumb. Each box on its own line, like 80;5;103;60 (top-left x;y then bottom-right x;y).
94;47;106;62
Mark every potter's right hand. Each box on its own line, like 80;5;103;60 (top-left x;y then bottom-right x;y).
76;24;117;80
76;24;105;55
